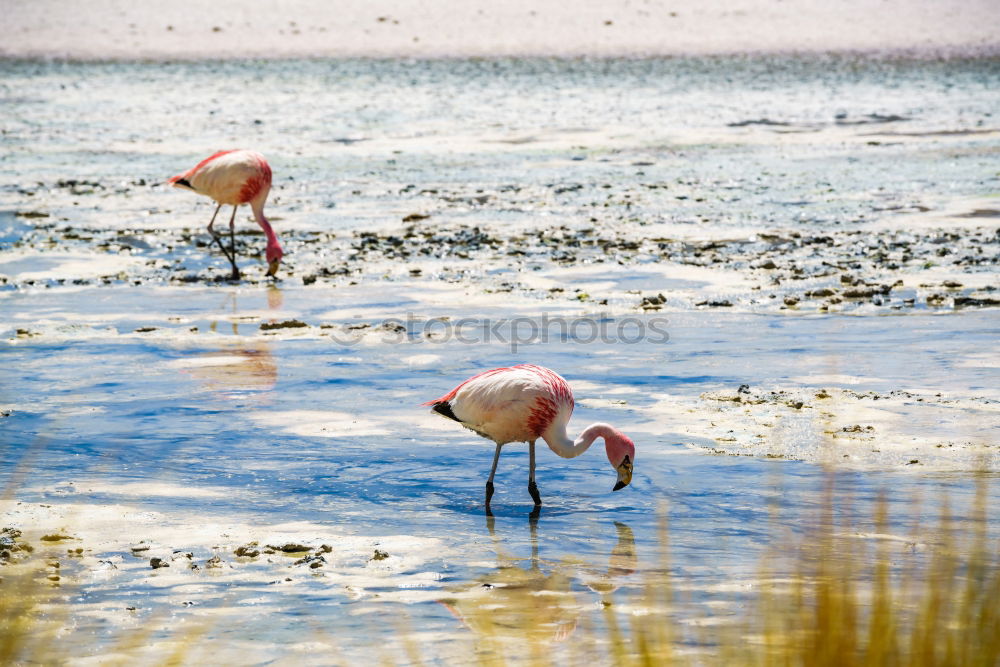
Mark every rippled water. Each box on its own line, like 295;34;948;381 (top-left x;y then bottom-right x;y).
1;56;999;661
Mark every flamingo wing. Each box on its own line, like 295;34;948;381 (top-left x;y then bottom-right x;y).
169;150;271;206
427;365;574;445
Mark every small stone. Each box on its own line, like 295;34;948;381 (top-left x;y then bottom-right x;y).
371;549;390;561
260;320;308;331
234;545;260;558
150;558;169;569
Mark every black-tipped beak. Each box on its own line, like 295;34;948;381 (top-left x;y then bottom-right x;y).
266;259;280;277
613;455;633;491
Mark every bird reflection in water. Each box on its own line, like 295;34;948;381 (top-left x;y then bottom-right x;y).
438;511;637;652
182;286;282;396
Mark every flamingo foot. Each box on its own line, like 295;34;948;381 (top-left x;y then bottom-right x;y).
528;480;542;506
485;480;495;511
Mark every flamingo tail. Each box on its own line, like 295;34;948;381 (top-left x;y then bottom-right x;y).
429;401;462;423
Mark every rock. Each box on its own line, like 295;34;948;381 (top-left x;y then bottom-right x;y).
783;296;799;306
371;549;390;561
640;293;666;310
806;288;837;297
234;544;260;558
954;296;1000;307
150;558;169;569
40;534;73;542
402;213;430;222
260;320;308;331
269;543;310;553
293;554;326;568
205;555;224;569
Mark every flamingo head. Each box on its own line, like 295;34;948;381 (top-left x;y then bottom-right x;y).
605;429;635;491
265;242;284;277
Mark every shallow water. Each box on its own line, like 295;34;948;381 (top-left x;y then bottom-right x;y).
1;56;999;661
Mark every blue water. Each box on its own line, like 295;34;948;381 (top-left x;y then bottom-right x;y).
3;285;997;660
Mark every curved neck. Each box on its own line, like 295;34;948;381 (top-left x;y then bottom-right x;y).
252;202;281;250
542;423;616;459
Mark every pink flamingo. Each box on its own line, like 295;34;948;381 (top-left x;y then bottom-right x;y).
426;364;635;511
169;150;283;280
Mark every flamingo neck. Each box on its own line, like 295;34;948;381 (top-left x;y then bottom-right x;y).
543;423;616;460
251;202;282;253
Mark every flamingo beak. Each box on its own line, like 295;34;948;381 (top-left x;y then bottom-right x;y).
613;455;633;491
266;259;280;277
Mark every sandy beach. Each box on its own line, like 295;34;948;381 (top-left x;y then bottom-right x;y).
3;0;1000;59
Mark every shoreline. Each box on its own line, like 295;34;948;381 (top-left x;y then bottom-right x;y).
4;46;1000;64
4;0;999;62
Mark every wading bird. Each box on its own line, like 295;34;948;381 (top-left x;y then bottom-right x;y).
425;364;635;511
169;150;283;280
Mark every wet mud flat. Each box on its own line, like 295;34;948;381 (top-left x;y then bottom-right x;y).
5;207;999;315
1;55;999;660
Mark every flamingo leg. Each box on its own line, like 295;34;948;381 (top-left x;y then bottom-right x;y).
528;440;542;506
485;442;502;512
226;205;240;281
208;203;234;262
206;203;223;237
206;203;240;273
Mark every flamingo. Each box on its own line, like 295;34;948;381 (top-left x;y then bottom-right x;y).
168;150;283;280
425;364;635;511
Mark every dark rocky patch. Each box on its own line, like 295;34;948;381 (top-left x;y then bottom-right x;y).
260;319;308;331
